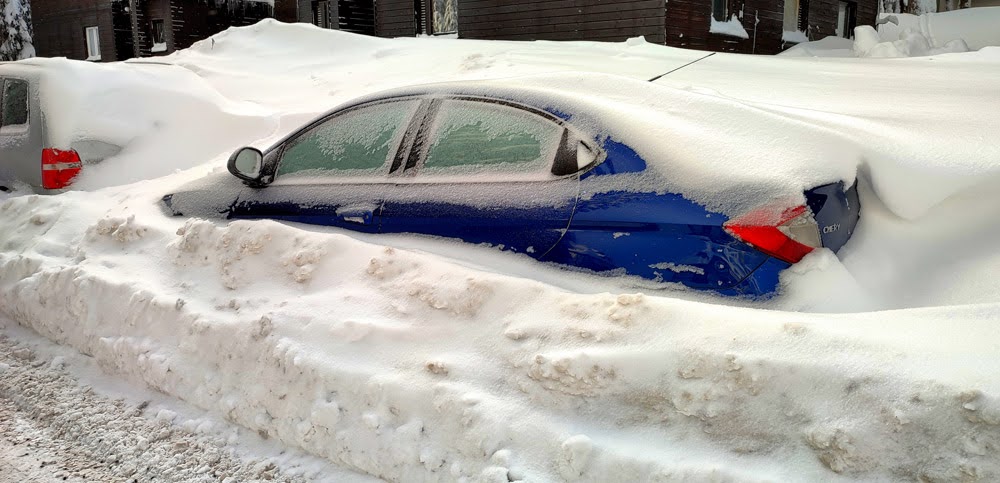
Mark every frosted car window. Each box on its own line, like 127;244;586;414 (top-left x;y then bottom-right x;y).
277;100;418;178
1;79;28;130
422;100;561;175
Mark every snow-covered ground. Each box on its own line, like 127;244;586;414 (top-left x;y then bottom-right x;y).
0;317;379;482
2;20;1000;481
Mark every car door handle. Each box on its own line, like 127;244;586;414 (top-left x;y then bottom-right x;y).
337;209;374;225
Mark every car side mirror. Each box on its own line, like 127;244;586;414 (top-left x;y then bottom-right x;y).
552;129;601;177
228;147;264;184
575;141;599;171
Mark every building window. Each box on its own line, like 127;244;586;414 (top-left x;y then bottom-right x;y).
797;0;810;32
414;0;428;34
432;0;457;34
314;1;332;29
783;0;811;38
712;0;727;21
783;0;798;32
85;26;101;61
151;19;167;53
836;1;857;38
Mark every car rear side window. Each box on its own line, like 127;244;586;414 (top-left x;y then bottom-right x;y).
1;78;29;131
420;100;562;177
276;100;418;180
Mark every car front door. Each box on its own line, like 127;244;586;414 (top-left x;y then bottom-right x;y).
229;98;423;233
378;98;585;259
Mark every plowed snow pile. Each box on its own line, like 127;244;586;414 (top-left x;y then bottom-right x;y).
2;21;1000;481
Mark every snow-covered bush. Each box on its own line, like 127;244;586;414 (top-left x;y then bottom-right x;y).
0;0;34;61
433;0;457;34
880;0;936;15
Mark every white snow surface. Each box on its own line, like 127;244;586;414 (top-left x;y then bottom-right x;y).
2;20;1000;481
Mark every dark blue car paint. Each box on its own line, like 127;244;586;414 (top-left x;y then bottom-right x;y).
165;93;860;296
585;139;647;175
539;139;781;294
378;180;578;258
547;189;773;292
228;183;386;233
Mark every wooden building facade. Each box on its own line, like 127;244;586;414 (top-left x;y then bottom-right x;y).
32;0;274;62
451;0;879;54
31;0;118;61
283;0;877;55
33;0;881;60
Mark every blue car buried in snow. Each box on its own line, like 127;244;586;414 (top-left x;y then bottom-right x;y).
162;77;860;296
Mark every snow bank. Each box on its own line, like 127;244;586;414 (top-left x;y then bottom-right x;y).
853;24;970;58
877;7;1000;50
3;191;1000;481
781;7;1000;58
1;20;999;481
779;35;854;57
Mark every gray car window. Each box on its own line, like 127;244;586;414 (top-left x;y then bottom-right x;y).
276;100;418;179
1;79;29;130
421;100;562;175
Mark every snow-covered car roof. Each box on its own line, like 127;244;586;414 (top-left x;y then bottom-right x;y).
300;73;859;216
0;62;45;75
0;58;276;190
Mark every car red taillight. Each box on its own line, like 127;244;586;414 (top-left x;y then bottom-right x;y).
723;205;822;264
41;148;83;190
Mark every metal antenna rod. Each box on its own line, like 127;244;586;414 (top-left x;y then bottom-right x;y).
647;52;717;82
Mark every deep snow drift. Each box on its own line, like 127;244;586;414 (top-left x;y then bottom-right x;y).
2;21;1000;482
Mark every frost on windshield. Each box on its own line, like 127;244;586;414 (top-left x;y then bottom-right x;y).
422;100;562;178
276;100;418;179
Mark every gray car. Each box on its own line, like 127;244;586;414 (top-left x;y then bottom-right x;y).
0;63;120;193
